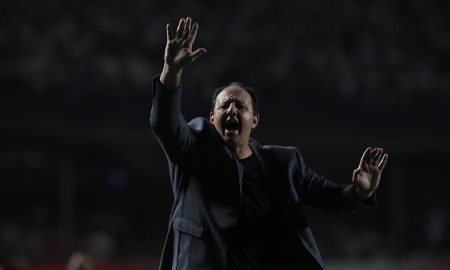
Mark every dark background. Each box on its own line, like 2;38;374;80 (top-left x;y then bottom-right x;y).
1;0;449;269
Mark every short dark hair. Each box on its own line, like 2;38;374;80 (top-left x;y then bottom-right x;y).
211;82;259;114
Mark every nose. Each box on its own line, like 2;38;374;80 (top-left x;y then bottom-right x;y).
226;103;238;115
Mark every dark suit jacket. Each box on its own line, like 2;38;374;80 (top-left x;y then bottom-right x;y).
150;76;375;270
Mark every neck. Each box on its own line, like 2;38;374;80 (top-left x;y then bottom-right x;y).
227;143;252;159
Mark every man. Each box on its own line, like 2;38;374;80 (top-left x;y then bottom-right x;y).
150;17;388;270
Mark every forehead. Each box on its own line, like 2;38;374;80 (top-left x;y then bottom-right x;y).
216;85;252;104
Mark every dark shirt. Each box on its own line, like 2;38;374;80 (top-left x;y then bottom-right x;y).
226;154;287;270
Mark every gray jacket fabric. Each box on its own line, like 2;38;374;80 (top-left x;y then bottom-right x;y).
150;77;374;270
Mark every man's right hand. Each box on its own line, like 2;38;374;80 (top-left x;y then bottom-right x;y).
160;17;207;89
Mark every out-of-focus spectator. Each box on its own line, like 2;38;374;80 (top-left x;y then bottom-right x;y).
66;252;94;270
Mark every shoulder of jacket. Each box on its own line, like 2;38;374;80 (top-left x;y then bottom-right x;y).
187;117;213;133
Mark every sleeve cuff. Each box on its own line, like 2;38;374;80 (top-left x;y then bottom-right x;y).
346;185;377;208
152;75;182;98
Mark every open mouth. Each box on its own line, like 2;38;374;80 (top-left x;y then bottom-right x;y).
224;118;239;132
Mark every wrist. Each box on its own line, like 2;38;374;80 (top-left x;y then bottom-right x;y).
163;63;182;74
354;186;373;201
160;64;182;89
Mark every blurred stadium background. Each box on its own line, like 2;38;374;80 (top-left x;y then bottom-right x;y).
1;0;449;269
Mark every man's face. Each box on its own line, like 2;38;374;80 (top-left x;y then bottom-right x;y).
209;86;259;148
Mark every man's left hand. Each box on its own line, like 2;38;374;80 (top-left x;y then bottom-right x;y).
352;147;388;200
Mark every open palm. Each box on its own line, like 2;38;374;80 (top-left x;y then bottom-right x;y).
164;17;206;71
352;147;388;200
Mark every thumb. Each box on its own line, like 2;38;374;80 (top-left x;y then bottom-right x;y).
352;167;362;183
189;48;207;62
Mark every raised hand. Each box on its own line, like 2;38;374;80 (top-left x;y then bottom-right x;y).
164;17;206;71
160;17;206;89
352;147;388;200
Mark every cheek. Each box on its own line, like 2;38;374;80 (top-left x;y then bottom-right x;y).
210;112;219;122
212;113;223;125
242;115;254;127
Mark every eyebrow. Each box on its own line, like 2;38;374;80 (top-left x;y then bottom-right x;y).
220;98;247;107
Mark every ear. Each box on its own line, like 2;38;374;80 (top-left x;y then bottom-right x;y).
209;111;214;123
251;113;260;129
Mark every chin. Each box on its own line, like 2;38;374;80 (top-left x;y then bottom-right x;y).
222;136;239;145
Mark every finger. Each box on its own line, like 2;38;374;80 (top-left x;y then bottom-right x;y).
371;148;382;166
186;17;192;35
378;154;388;171
189;48;207;62
176;18;185;38
370;148;380;166
166;23;174;41
187;22;199;47
359;147;372;167
374;148;383;165
182;17;190;39
369;147;377;160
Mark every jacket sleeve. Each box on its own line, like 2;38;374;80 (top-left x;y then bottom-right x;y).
294;149;376;212
149;75;196;164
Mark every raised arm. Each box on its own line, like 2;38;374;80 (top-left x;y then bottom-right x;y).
297;147;387;212
150;17;206;163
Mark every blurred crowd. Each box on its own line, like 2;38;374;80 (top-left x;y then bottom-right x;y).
1;0;449;108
